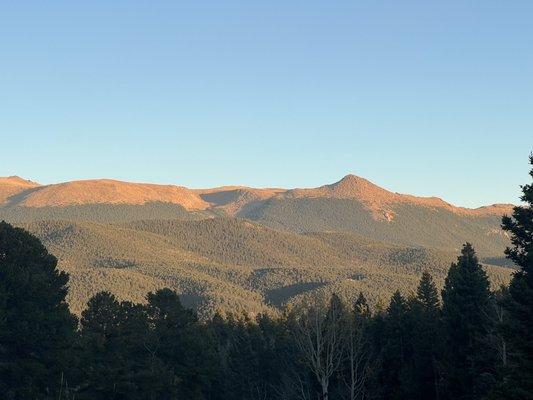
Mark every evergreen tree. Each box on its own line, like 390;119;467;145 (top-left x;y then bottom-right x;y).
441;243;492;400
417;271;440;311
78;291;123;399
499;154;533;399
255;313;292;398
407;272;441;400
147;288;217;400
374;291;410;400
354;292;371;320
207;312;234;399
215;313;282;400
0;221;77;399
484;286;511;400
78;292;151;400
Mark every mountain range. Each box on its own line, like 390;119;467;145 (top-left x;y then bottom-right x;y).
0;174;511;216
0;174;515;316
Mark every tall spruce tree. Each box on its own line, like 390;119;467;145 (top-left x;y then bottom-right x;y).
0;221;77;399
376;291;410;400
499;154;533;399
417;271;440;311
441;243;492;400
146;288;217;400
407;272;441;400
78;291;151;400
354;292;371;320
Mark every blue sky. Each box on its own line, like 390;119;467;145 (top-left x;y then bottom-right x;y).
1;1;531;207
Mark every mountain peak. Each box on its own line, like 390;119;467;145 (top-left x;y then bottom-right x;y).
332;174;376;187
338;173;361;181
0;174;513;218
327;174;393;200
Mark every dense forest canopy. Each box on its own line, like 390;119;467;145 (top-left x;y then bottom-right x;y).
0;216;512;318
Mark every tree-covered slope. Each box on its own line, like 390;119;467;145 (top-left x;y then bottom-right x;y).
0;202;206;223
239;198;509;256
1;174;514;318
16;219;511;318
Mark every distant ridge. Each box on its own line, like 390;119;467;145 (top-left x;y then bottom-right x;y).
198;174;513;218
279;174;512;218
0;176;40;204
7;179;209;210
0;176;40;187
0;178;209;210
0;174;513;216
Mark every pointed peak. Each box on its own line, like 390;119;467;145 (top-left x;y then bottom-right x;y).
328;174;386;194
342;173;359;179
334;174;370;186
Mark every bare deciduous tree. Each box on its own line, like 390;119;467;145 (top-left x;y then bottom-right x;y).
484;287;509;368
343;315;370;400
294;294;346;400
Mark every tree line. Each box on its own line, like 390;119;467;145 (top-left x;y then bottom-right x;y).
1;156;532;400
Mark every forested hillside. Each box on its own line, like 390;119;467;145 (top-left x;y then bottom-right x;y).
240;198;509;256
14;218;511;318
0;174;515;317
0;202;202;222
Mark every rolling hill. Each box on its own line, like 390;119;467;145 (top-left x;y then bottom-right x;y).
1;178;209;209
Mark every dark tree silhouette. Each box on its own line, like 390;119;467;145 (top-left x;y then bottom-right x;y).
146;288;217;400
441;243;492;400
0;221;77;399
78;292;150;399
407;272;441;400
499;154;533;399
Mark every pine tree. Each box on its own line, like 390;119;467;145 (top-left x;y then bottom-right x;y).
147;288;217;400
78;292;151;400
407;272;441;400
0;222;77;399
375;291;410;400
441;243;492;400
499;154;533;399
417;271;440;311
354;292;371;320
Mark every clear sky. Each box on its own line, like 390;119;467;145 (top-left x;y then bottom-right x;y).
1;1;531;207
